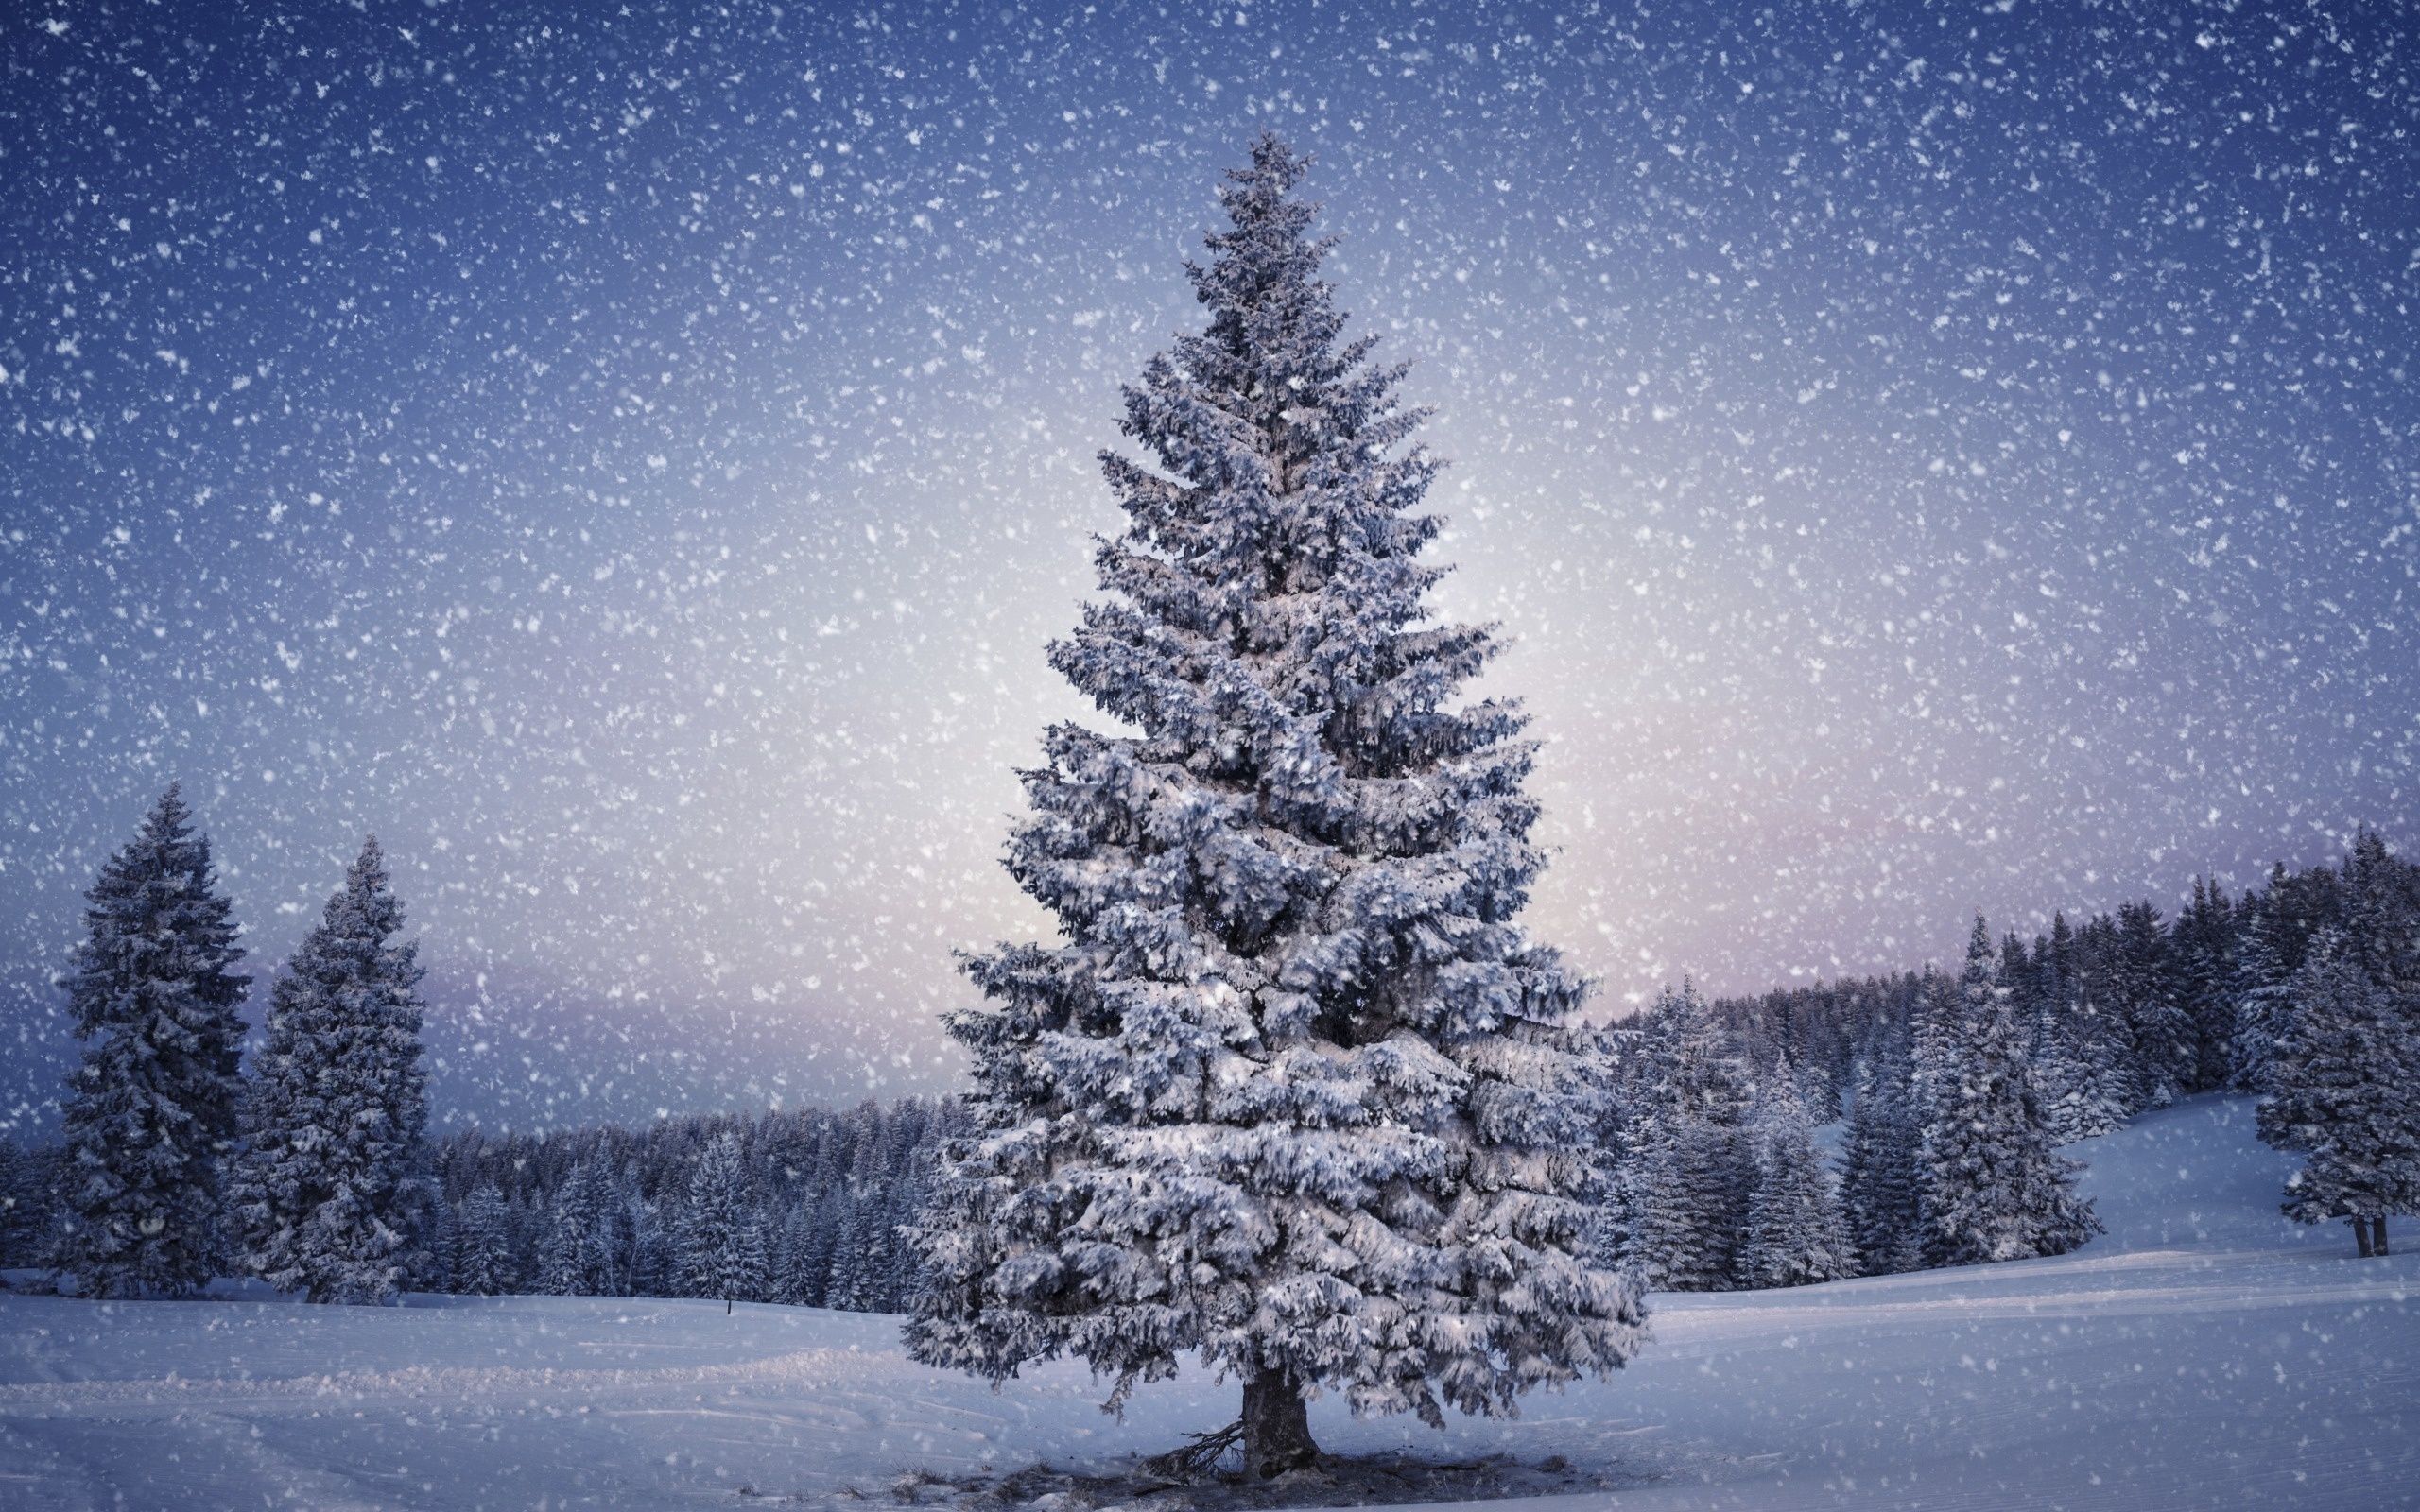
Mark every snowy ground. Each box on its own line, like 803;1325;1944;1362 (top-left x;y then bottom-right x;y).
1;1095;2413;1511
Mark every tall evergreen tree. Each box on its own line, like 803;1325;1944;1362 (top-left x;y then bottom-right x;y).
1838;1051;1927;1277
2174;878;2238;1093
53;784;251;1298
1741;1063;1854;1288
230;836;431;1305
2260;835;2420;1257
2113;902;2189;1108
454;1184;518;1296
907;135;1644;1478
677;1131;769;1311
2230;872;2299;1095
539;1159;622;1296
1920;918;2102;1266
1613;982;1755;1291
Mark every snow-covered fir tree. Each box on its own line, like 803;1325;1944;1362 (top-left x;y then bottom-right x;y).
1838;1040;1927;1276
53;784;251;1298
676;1131;768;1311
540;1159;622;1296
2031;985;2133;1145
1919;918;2101;1266
454;1184;517;1296
907;134;1645;1477
1741;1063;1854;1288
2113;902;2189;1109
2175;878;2239;1093
623;1181;670;1299
2259;834;2420;1257
1612;981;1755;1291
0;1141;56;1269
2230;870;2301;1095
230;836;430;1304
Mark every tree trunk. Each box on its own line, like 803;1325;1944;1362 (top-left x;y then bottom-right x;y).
2354;1216;2375;1259
1240;1369;1320;1480
2372;1215;2390;1257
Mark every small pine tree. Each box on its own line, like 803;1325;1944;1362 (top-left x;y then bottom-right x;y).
1741;1065;1855;1288
1920;917;2102;1266
53;784;251;1298
230;836;431;1304
677;1132;768;1311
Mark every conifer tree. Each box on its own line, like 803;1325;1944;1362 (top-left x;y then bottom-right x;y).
1921;918;2102;1265
2230;874;2299;1095
454;1184;518;1296
540;1160;621;1296
624;1183;671;1299
2032;995;2125;1144
1613;982;1755;1290
53;784;251;1298
230;836;431;1304
2114;902;2189;1108
1741;1064;1854;1288
2262;936;2415;1255
2175;878;2238;1092
0;1140;55;1269
907;134;1644;1478
677;1131;768;1311
1838;1042;1927;1276
2260;834;2420;1257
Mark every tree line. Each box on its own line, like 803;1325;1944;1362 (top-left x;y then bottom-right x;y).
3;784;2410;1302
1616;827;2420;1282
0;783;962;1314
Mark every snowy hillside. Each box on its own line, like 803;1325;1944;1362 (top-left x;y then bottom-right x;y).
1;1096;2412;1511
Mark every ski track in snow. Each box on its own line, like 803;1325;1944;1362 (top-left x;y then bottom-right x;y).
1;1097;2414;1510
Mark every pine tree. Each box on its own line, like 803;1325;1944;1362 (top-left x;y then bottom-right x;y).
907;134;1645;1478
677;1131;768;1311
623;1177;670;1299
454;1184;518;1296
1741;1064;1854;1288
53;784;251;1298
1920;917;2102;1266
774;1202;821;1306
1838;1040;1927;1276
2175;878;2238;1093
2230;873;2299;1095
0;1141;56;1269
2032;988;2132;1144
230;836;431;1304
2260;834;2420;1257
2114;902;2189;1108
540;1160;621;1296
1613;982;1755;1291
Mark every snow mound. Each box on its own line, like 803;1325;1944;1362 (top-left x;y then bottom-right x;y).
0;1096;2413;1510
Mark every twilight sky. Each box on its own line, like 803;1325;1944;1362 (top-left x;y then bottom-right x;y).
3;0;2414;1129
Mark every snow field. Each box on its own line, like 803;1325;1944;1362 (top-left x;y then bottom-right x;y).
1;1095;2414;1511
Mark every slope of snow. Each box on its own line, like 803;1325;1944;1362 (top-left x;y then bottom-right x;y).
1;1096;2412;1510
